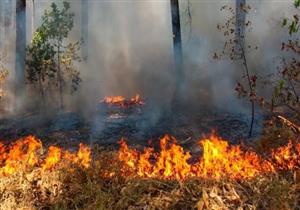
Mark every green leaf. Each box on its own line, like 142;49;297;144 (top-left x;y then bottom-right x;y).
282;18;288;27
278;80;285;89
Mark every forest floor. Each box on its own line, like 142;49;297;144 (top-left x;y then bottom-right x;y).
0;143;299;210
0;106;299;209
0;105;257;147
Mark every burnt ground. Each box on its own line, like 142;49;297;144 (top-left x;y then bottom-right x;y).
0;104;263;150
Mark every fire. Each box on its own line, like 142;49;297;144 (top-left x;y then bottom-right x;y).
118;134;300;180
0;136;91;176
271;141;300;170
1;134;299;181
1;136;42;175
102;94;145;107
103;96;125;104
42;146;62;170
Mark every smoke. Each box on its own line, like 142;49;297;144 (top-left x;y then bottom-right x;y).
0;0;297;125
177;0;296;114
0;0;18;114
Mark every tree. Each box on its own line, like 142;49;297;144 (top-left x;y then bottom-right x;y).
235;0;246;49
4;0;13;37
268;0;300;119
26;2;82;110
15;0;26;100
170;0;183;98
0;1;3;48
81;0;89;61
214;4;258;137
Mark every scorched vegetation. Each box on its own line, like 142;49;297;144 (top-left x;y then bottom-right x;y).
0;134;299;209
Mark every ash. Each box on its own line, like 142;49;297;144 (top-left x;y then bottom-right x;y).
0;102;262;149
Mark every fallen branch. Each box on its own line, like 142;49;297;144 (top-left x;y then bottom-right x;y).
277;115;300;134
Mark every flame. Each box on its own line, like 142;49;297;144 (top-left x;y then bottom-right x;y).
42;146;62;170
102;94;144;107
0;134;299;181
103;96;125;104
271;141;300;170
0;136;91;176
118;134;300;180
1;136;42;175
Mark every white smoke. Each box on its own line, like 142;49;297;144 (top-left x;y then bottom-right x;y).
0;0;297;118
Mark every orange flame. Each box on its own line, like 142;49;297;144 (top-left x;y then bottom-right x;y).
102;94;144;107
103;96;125;104
0;136;91;176
1;134;299;181
271;141;300;170
118;134;300;180
1;136;42;175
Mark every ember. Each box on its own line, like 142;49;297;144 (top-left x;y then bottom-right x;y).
118;134;300;180
102;94;145;107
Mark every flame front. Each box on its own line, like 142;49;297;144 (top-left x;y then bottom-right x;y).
118;134;299;180
0;136;91;176
0;134;299;180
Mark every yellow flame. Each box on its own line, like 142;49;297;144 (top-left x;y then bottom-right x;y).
102;94;144;107
118;134;299;180
0;136;91;176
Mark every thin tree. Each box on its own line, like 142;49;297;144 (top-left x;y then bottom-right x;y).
0;1;3;49
15;0;26;99
235;0;255;137
4;0;13;37
31;0;36;34
170;0;183;98
81;0;89;61
236;0;246;48
215;4;257;138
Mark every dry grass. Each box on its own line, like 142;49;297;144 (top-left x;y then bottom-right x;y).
0;146;299;210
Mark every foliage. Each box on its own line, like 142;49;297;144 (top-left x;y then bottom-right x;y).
267;0;300;120
214;4;259;137
26;1;81;109
215;1;300;136
255;120;296;154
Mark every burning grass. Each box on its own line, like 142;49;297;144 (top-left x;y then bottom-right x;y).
101;94;145;107
118;134;300;180
0;134;299;209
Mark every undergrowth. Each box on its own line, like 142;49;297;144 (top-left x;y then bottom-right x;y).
0;145;299;210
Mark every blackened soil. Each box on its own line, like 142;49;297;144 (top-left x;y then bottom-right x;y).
0;105;262;151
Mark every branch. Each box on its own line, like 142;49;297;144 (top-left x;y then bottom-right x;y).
277;115;300;134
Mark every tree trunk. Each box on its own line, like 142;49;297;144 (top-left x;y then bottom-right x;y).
15;0;26;99
57;44;64;110
236;0;246;48
170;0;183;99
0;1;3;49
4;0;13;37
31;0;36;34
81;0;89;62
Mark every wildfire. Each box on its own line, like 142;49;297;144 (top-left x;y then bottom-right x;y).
102;94;145;107
1;134;299;181
118;134;300;180
0;136;91;176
